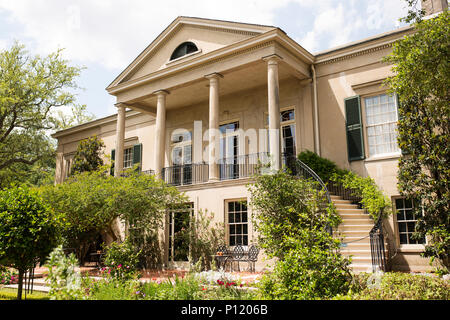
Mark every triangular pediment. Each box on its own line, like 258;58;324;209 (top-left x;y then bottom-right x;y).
107;16;276;89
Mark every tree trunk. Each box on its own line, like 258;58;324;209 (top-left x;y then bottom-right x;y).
17;269;24;300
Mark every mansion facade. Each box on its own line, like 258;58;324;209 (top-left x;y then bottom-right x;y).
53;2;447;272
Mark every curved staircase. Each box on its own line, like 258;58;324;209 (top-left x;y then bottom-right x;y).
286;156;387;274
331;194;382;273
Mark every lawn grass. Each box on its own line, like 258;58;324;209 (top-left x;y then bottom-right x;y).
0;287;49;300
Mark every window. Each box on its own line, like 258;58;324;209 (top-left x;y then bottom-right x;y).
219;121;240;180
170;42;198;61
171;130;192;166
264;108;297;157
280;109;296;157
168;130;192;185
395;198;425;245
227;200;248;246
364;94;399;157
123;147;134;169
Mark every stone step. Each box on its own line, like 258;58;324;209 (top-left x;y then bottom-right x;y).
340;236;371;244
334;203;360;209
340;218;373;225
341;250;372;263
340;249;372;257
339;230;372;237
336;208;367;214
339;211;371;218
338;224;373;232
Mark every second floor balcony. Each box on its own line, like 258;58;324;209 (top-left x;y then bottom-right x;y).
160;152;271;187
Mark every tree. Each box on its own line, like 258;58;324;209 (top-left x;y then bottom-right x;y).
0;185;61;299
39;166;186;265
53;104;96;130
248;170;351;299
0;42;83;187
384;10;449;270
70;135;105;175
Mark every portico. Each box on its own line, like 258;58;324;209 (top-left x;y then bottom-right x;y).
108;17;314;181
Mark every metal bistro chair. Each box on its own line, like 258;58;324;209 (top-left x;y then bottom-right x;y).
231;245;244;272
246;245;259;273
215;245;230;271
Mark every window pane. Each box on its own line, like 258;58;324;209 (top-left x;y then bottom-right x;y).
227;200;248;246
365;93;400;157
281;109;295;122
396;197;425;245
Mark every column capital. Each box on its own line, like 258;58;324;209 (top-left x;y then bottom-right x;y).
204;72;224;80
153;89;170;96
262;54;283;65
114;102;127;109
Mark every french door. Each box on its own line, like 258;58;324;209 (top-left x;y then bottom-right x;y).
219;121;239;180
168;203;194;262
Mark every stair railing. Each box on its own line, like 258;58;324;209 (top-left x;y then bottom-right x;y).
282;154;333;234
369;212;387;272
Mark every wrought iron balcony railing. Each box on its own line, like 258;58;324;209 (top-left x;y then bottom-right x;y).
162;162;209;186
218;152;270;181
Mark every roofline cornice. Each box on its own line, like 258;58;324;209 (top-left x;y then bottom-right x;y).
314;25;414;65
51;110;146;139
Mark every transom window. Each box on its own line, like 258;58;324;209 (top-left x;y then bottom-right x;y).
227;200;248;246
170;42;198;61
364;94;399;157
123;147;133;169
395;198;425;245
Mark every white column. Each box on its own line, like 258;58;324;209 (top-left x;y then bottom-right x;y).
154;90;169;177
114;103;126;177
205;73;223;182
264;55;282;171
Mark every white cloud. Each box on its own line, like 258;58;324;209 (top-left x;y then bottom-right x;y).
0;0;293;71
296;0;407;53
0;0;408;67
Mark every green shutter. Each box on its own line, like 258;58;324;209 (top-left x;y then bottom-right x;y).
132;143;142;171
345;96;365;161
110;149;115;176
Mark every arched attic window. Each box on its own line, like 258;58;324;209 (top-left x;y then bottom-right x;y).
170;42;198;61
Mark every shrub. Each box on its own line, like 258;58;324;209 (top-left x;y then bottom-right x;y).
336;272;450;300
0;266;18;285
102;239;141;281
85;277;140;300
297;150;343;183
330;170;392;220
248;170;351;299
0;185;61;300
297;150;392;220
187;209;225;271
45;246;85;300
137;274;256;300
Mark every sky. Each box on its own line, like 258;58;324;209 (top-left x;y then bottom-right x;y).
0;0;411;119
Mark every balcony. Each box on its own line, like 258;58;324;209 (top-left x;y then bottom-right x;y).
161;152;269;187
162;163;209;186
218;153;270;181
